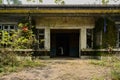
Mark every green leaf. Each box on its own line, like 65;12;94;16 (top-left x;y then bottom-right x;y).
39;0;42;3
0;0;2;4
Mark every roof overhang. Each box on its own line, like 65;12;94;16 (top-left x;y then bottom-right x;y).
0;5;120;15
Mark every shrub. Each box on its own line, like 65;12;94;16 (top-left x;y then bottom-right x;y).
111;70;120;80
0;50;20;68
90;54;120;79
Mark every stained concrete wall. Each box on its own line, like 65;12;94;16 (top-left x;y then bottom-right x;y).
36;17;94;28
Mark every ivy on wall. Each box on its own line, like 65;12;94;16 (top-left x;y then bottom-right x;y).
94;17;117;48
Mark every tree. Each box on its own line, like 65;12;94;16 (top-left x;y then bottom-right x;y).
26;0;42;3
95;0;120;5
102;0;109;4
54;0;65;5
101;0;119;5
0;0;2;4
26;0;65;4
7;0;22;4
12;0;22;4
2;0;65;5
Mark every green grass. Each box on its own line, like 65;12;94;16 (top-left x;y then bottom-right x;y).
0;51;45;76
0;58;45;77
90;55;120;80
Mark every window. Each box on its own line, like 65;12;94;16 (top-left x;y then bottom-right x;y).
37;29;45;49
87;29;93;48
0;31;2;40
2;24;17;38
4;25;9;30
0;25;2;30
0;25;2;40
2;24;17;32
0;24;17;48
117;24;120;47
0;24;17;39
118;31;120;47
10;25;14;29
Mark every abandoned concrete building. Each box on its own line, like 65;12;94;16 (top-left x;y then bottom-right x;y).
0;5;120;58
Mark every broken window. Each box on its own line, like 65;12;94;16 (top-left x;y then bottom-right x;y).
87;29;93;48
2;24;17;32
37;29;45;49
0;24;17;48
117;24;120;47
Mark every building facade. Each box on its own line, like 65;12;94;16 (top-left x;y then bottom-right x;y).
0;5;120;57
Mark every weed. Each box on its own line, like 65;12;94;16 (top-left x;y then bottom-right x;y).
90;54;120;80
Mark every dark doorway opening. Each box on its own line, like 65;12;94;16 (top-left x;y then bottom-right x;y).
51;29;79;58
56;33;69;57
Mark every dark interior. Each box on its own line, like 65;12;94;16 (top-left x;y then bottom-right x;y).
56;33;69;57
51;29;79;58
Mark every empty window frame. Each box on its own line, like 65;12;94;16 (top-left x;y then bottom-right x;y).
2;24;17;31
37;29;45;49
0;24;17;48
87;29;93;48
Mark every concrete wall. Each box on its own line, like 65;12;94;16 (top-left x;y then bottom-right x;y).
36;17;94;29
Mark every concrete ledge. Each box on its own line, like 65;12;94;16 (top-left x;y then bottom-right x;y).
39;56;50;59
0;48;49;52
81;48;120;52
17;56;32;61
81;56;101;59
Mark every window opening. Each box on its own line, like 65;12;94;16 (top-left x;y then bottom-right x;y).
87;29;93;48
37;29;45;49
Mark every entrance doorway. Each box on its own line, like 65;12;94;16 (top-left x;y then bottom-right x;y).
51;29;79;58
56;33;69;57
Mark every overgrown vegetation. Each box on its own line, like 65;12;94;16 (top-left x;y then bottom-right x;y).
0;18;41;76
0;0;65;5
0;19;37;49
0;50;43;76
94;17;117;49
90;54;120;79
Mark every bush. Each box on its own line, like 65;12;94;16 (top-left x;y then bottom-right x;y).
22;59;42;67
111;56;120;80
0;50;20;74
0;50;20;67
0;50;43;76
111;70;120;80
90;54;120;79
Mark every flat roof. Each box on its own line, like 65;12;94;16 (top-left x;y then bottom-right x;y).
0;4;120;9
0;5;120;14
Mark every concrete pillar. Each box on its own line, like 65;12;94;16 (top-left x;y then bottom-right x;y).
45;27;50;51
80;28;87;49
79;29;81;57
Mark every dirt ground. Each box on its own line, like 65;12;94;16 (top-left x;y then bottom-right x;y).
0;58;111;80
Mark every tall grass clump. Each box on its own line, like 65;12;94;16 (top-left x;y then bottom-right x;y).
90;52;120;79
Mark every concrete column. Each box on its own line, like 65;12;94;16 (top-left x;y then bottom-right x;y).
80;28;87;49
79;29;81;58
45;27;50;51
